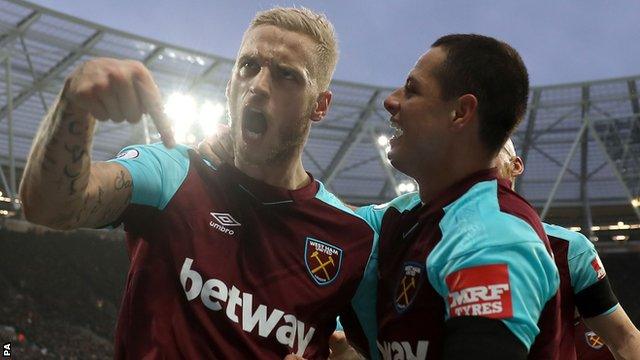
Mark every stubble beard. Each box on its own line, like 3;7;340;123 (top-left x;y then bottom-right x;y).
229;104;313;168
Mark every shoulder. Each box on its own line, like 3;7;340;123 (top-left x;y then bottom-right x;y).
543;222;594;260
436;180;544;262
109;143;193;210
314;180;374;227
113;142;191;167
354;192;421;232
367;191;422;214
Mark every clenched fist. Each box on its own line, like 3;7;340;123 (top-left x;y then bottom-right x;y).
63;57;174;147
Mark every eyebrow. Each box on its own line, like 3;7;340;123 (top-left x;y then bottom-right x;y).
405;76;417;89
236;53;257;66
275;62;305;78
236;52;313;85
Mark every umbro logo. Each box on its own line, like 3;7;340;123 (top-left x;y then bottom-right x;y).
209;212;241;235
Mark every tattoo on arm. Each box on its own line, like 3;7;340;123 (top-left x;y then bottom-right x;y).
64;143;86;163
114;170;132;190
67;119;87;136
63;164;81;196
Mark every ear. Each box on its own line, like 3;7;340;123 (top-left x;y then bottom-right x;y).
310;91;332;122
512;156;524;176
451;94;478;131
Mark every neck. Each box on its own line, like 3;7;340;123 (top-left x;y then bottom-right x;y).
415;154;493;203
234;152;310;190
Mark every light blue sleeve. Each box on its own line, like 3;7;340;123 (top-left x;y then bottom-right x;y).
108;142;191;210
354;192;422;233
544;224;606;294
315;181;379;359
350;241;379;359
428;207;559;351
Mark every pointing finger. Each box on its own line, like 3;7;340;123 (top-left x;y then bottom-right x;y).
133;76;175;148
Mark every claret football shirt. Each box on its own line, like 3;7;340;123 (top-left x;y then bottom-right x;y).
109;143;378;359
357;169;560;360
544;223;618;359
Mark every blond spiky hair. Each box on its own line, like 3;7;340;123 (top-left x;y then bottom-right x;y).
249;7;339;91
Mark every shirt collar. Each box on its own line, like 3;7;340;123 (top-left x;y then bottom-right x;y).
420;167;502;218
219;163;319;204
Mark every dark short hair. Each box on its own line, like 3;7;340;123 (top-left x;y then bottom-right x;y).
431;34;529;156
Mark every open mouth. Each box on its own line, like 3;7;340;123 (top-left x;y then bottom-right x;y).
242;107;268;141
390;122;403;141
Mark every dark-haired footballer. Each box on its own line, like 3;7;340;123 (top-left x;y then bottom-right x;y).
355;34;561;360
494;139;640;360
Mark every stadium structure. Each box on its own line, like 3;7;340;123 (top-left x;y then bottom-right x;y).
1;0;639;358
1;0;640;240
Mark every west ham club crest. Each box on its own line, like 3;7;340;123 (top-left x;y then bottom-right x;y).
394;262;424;313
585;331;605;349
304;237;343;286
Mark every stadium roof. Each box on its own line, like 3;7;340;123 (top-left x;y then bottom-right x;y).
1;0;639;227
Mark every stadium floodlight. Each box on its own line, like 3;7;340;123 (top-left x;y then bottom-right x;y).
377;135;389;147
396;181;416;194
612;235;629;242
199;101;225;136
165;92;197;143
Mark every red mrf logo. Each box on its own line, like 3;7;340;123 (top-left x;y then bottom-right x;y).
446;264;513;319
591;256;606;280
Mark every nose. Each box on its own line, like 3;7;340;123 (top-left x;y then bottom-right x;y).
384;88;401;116
249;66;271;100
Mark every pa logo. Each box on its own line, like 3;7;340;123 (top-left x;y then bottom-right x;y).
394;262;424;313
304;238;343;286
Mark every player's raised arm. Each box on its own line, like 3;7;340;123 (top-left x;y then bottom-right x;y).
19;58;174;230
583;307;640;360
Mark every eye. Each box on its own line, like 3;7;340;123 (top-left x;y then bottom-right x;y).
238;60;259;77
404;86;413;98
404;80;418;98
279;67;298;81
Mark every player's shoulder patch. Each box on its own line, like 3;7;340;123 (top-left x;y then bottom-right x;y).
114;142;191;166
445;263;513;319
584;331;605;349
115;148;139;160
304;237;343;286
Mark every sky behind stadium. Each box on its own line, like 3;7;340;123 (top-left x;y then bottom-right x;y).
30;0;640;88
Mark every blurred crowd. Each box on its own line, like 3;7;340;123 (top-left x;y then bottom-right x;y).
0;221;638;358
